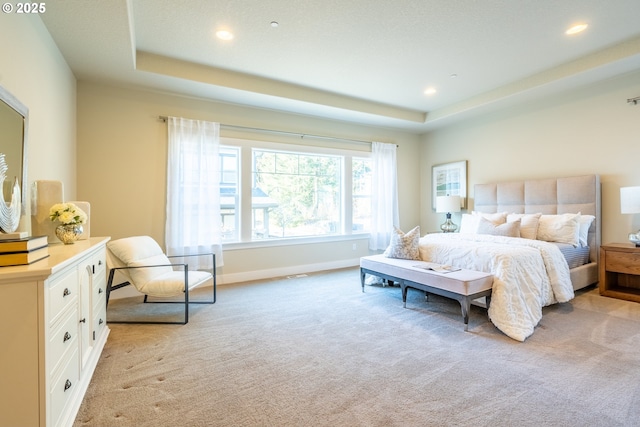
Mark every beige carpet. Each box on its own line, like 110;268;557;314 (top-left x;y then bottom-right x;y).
74;268;640;426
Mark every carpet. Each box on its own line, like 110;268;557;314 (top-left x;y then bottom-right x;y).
74;267;640;426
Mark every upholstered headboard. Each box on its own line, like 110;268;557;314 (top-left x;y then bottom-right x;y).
474;175;601;264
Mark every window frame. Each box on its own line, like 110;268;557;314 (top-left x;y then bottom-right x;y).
220;136;371;249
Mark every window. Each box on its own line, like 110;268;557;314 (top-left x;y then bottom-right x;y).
252;149;342;239
219;146;239;241
220;137;371;244
352;157;372;232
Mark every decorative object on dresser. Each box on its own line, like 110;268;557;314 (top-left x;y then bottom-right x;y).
436;195;461;232
106;235;216;324
620;186;640;246
0;153;22;233
599;243;640;302
0;237;110;427
0;234;49;266
49;202;88;244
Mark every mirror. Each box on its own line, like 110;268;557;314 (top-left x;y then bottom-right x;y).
0;84;28;219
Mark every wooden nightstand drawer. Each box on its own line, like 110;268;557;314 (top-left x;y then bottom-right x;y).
604;251;640;275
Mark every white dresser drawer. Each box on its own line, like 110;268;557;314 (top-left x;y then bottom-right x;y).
92;250;106;277
50;348;79;427
92;273;106;308
48;268;79;325
93;302;107;342
48;307;79;375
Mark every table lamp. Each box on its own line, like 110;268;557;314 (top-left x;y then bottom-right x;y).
436;195;461;233
620;186;640;246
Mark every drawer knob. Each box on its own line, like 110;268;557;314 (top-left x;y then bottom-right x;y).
79;318;86;323
98;288;103;294
99;318;104;325
63;331;71;343
63;288;70;297
64;379;72;392
98;260;103;265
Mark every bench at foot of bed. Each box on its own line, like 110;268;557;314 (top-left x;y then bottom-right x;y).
360;254;494;331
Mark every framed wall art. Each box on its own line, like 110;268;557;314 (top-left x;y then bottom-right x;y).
432;160;467;210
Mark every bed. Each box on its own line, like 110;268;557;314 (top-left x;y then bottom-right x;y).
419;174;601;341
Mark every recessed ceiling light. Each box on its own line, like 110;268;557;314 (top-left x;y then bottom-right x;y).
566;23;588;35
216;29;234;40
424;87;437;96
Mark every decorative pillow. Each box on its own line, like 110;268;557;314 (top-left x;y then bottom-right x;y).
461;211;508;234
506;213;541;240
477;217;521;237
537;213;581;247
578;214;595;247
472;211;508;225
383;226;421;260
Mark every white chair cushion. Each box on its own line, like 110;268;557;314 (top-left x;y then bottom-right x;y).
138;270;213;297
107;236;213;298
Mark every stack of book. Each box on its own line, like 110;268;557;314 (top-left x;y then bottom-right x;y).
0;235;49;267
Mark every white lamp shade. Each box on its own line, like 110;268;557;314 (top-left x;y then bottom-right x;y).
436;195;461;213
621;186;640;214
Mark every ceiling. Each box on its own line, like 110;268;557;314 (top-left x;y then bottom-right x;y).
40;0;640;133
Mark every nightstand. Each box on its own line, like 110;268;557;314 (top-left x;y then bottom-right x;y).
599;243;640;303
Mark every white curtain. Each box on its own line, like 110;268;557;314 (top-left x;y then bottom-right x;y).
369;141;399;251
166;117;223;269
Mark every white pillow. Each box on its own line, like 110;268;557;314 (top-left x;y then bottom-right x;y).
459;213;479;234
472;211;507;224
460;211;508;234
383;226;421;260
477;217;521;238
578;214;595;247
507;213;541;240
537;213;581;247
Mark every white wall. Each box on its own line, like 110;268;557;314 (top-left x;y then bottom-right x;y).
0;14;77;235
77;82;422;283
420;70;640;245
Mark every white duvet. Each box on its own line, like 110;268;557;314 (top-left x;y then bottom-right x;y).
418;233;573;341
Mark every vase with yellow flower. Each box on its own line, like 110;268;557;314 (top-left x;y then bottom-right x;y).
49;202;87;244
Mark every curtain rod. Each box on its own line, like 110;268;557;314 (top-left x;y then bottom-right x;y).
158;116;378;146
628;96;640;105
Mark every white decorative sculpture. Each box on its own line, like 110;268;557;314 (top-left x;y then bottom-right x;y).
0;153;21;233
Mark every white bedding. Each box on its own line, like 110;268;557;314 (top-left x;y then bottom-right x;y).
418;233;573;341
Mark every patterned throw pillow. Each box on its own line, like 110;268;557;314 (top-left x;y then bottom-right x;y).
383;226;421;260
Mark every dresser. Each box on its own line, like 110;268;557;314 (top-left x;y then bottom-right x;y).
0;237;110;427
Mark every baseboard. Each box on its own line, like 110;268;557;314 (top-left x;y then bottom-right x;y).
218;258;361;284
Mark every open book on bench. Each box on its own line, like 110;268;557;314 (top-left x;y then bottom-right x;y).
412;262;461;273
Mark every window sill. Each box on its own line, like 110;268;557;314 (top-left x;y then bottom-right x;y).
222;233;370;251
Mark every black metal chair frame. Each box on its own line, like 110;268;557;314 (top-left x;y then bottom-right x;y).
106;253;216;325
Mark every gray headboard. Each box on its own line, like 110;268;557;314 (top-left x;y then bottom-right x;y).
474;175;601;263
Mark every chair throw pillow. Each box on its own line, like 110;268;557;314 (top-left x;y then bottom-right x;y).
383;226;421;260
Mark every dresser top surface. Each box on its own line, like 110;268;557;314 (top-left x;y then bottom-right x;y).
0;237;110;282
